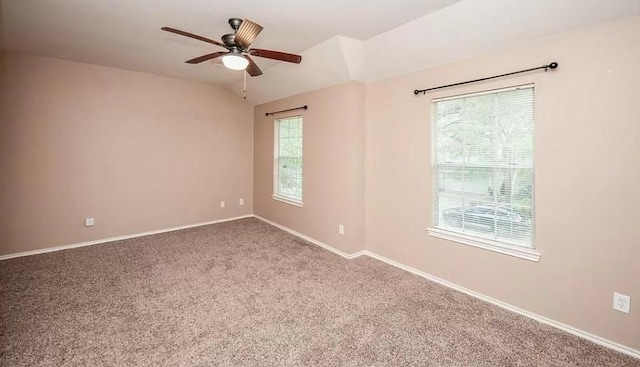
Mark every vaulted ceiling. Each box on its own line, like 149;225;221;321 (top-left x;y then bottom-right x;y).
2;0;639;104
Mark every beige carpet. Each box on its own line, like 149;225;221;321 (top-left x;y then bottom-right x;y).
0;218;637;366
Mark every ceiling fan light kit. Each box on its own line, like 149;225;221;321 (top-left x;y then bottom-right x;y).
222;53;249;70
161;18;301;77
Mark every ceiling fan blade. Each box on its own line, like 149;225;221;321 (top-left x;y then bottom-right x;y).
185;52;228;64
249;48;302;64
161;27;226;48
245;56;263;77
235;19;263;49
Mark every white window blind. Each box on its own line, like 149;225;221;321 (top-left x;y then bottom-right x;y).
433;85;534;248
274;115;303;204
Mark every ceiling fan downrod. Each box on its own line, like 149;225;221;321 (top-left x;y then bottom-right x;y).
228;18;243;31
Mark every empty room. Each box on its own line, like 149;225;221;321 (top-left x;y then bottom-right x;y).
1;0;639;365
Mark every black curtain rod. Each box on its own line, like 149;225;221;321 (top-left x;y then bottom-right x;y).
413;62;558;95
265;105;308;116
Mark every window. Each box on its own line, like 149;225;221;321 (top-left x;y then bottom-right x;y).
273;115;303;206
429;85;538;261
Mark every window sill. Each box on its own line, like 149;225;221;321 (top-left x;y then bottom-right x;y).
426;227;541;262
272;195;303;208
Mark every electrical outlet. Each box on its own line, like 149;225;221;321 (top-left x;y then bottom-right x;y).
220;201;225;208
613;292;630;314
239;198;244;206
338;224;344;235
85;217;94;227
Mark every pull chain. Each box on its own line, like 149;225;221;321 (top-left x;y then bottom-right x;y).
243;70;247;100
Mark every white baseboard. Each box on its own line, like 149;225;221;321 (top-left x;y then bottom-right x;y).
253;215;365;259
0;214;254;261
3;213;638;360
253;215;640;360
361;251;640;360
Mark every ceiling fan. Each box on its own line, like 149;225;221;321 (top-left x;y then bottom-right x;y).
161;18;302;77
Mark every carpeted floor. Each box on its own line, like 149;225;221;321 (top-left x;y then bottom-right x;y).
0;218;638;366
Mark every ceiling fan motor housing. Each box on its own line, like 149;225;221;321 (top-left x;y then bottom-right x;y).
221;34;237;48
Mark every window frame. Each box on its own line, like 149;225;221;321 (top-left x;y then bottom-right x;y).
426;84;540;262
272;115;304;207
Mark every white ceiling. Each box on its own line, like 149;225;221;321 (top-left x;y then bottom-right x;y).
0;0;460;87
2;0;640;105
364;0;640;83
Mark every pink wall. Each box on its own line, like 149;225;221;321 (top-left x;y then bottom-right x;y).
0;52;254;255
2;13;637;354
254;81;365;254
253;16;640;351
365;16;640;350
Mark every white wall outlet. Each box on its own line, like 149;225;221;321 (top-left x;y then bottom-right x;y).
239;198;244;206
85;217;95;227
338;224;344;235
613;292;630;314
220;201;225;208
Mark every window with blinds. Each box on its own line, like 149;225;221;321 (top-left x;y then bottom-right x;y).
432;85;534;248
273;115;303;205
